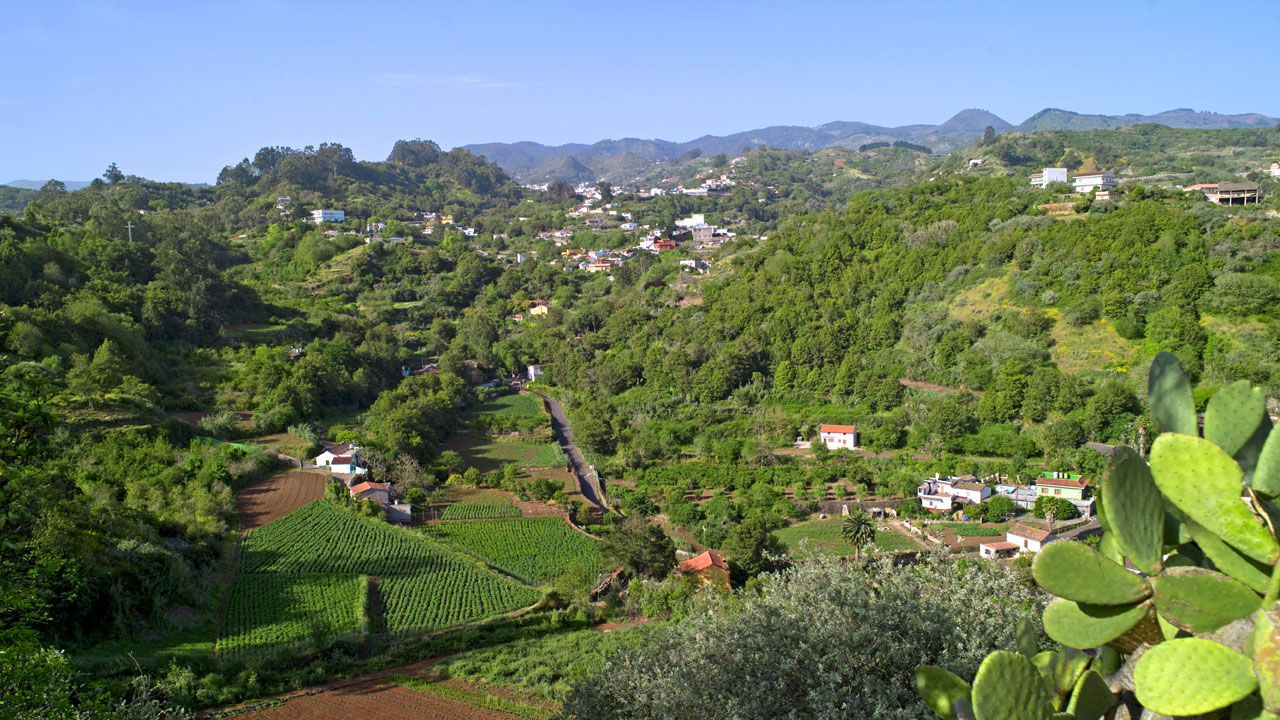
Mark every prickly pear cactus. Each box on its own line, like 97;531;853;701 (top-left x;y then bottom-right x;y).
916;352;1280;720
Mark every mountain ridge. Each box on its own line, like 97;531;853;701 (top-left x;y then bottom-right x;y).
462;107;1279;183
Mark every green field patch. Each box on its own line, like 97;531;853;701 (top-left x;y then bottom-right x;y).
773;517;917;555
442;501;522;520
429;517;602;584
219;501;539;655
444;432;567;472
930;522;1008;537
474;393;545;416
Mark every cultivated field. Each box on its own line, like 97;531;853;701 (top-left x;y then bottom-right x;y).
237;471;328;530
241;681;527;720
441;501;521;520
473;393;545;416
772;518;919;555
429;517;602;584
218;501;540;655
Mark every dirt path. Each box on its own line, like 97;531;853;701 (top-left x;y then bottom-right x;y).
899;377;983;396
888;520;931;551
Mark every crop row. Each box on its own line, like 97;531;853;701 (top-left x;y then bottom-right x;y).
429;517;602;583
217;574;360;655
441;502;522;520
219;501;540;654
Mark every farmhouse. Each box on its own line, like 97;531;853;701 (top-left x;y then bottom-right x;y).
314;443;368;475
1204;182;1263;206
675;550;731;589
527;364;546;382
818;424;858;450
979;523;1056;558
349;481;390;505
916;473;990;512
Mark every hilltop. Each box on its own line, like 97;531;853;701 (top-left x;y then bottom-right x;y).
463;107;1280;184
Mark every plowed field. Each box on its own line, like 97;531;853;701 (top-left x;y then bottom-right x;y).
239;681;522;720
237;471;327;530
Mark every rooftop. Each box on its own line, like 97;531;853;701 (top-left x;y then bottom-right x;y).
1007;523;1053;542
679;550;728;573
820;424;857;434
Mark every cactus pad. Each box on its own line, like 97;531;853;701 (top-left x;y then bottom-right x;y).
1102;447;1165;575
1148;351;1198;436
1042;598;1147;649
916;666;972;720
1033;541;1151;605
1150;433;1279;565
1151;567;1261;633
971;650;1054;720
1134;637;1258;715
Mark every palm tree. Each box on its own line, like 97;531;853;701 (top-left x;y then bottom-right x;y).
841;507;876;563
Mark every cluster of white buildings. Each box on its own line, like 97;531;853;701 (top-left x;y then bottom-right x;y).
1028;168;1116;194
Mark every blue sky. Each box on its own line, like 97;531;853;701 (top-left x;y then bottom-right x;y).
2;0;1277;183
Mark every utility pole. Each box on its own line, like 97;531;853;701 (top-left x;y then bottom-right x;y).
125;221;134;243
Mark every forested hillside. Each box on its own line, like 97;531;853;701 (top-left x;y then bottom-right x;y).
3;126;1280;716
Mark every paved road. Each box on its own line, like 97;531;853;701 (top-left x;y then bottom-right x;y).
530;391;606;509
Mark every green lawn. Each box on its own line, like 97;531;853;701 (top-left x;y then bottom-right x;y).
773;517;918;556
475;393;545;416
444;433;567;472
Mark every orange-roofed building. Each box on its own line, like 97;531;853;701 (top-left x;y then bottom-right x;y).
349;481;390;505
675;550;730;589
818;424;858;450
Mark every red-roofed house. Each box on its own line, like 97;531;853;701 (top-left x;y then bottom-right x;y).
349;481;390;505
818;424;858;450
979;523;1056;558
1036;472;1090;501
675;550;730;589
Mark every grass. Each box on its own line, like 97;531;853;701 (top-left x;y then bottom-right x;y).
772;517;918;556
432;623;660;703
931;522;1008;537
443;432;568;472
474;393;545;417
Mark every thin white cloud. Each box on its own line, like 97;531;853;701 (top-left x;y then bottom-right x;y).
373;74;530;89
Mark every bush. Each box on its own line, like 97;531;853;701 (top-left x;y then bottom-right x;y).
563;557;1045;719
198;410;242;440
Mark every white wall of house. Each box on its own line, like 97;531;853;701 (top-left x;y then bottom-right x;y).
819;430;857;449
1073;173;1115;193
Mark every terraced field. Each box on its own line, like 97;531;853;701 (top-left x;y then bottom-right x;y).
218;501;540;655
429;517;602;584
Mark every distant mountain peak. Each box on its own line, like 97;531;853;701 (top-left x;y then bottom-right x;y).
936;109;1013;134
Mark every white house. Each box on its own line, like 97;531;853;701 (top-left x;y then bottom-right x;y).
950;478;992;505
1269;162;1280;178
527;364;545;382
980;523;1055;558
1028;168;1068;188
313;443;367;474
675;214;706;228
312;209;345;223
680;259;709;273
818;424;858;450
916;474;990;512
1072;171;1116;194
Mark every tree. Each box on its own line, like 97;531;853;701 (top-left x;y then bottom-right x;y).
562;557;1046;720
773;361;795;392
1032;495;1076;521
981;126;997;146
603;515;676;581
981;495;1016;523
102;162;124;184
721;516;786;583
840;508;875;562
597;181;614;203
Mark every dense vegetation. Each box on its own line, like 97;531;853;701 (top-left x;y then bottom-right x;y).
3;123;1280;716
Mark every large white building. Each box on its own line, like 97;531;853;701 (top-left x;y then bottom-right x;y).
818;424;858;450
312;209;346;223
1072;172;1115;194
1028;168;1068;188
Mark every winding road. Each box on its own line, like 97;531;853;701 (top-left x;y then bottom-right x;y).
530;391;607;509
